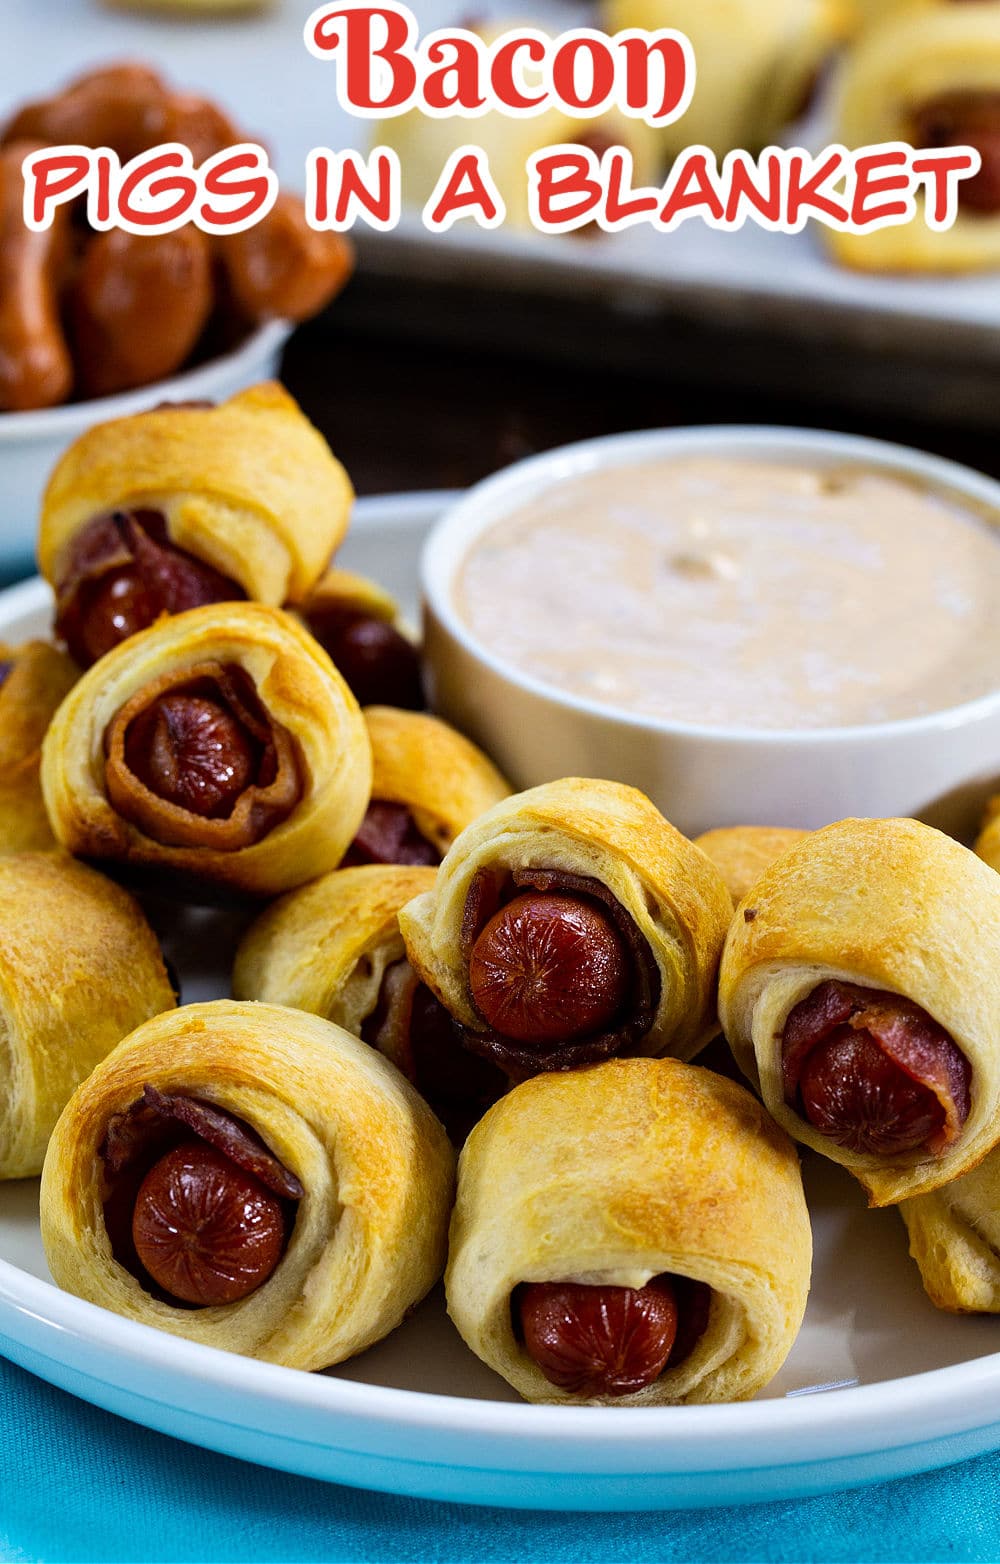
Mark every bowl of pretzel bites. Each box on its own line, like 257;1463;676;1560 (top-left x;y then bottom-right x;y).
0;61;354;573
7;393;1000;1506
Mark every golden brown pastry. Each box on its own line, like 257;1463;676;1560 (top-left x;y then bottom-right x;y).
41;603;371;898
343;708;511;870
719;817;1000;1206
846;0;927;31
399;778;732;1081
828;2;1000;273
234;863;507;1139
0;641;78;852
40;1000;454;1367
0;852;175;1179
602;0;847;159
447;1057;811;1404
296;569;425;712
901;1133;1000;1313
38;384;354;668
694;827;811;905
974;793;1000;873
900;1145;1000;1312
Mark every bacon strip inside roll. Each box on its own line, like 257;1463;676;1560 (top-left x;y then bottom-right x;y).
40;384;354;667
399;778;732;1081
828;2;1000;272
296;568;425;712
41;603;371;898
719;817;1000;1206
40;1001;454;1367
0;853;175;1179
0;640;77;853
446;1057;811;1404
234;863;507;1141
342;708;511;871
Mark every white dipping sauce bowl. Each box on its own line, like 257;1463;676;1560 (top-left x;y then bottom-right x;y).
0;319;291;581
422;425;1000;841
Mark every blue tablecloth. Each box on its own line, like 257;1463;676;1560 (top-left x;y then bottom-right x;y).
1;1355;999;1564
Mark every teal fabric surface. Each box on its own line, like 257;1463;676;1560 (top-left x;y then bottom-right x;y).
0;1355;998;1564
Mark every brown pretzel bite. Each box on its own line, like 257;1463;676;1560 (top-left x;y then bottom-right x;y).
0;142;73;411
215;192;354;324
2;64;238;165
69;228;214;398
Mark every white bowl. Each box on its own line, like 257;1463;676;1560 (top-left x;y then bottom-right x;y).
422;425;1000;841
0;319;292;582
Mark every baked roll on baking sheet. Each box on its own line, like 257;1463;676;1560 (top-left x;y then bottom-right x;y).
38;384;354;667
828;2;1000;272
40;1000;454;1368
602;0;847;159
296;569;425;712
41;603;371;898
380;20;661;228
0;852;175;1180
719;817;1000;1206
344;708;511;869
234;863;507;1140
0;640;77;852
399;778;732;1080
901;1147;1000;1313
694;827;810;906
447;1057;810;1405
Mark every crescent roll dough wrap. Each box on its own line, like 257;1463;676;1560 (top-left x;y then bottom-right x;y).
0;852;175;1179
234;863;438;1031
399;778;732;1080
446;1058;811;1405
344;708;511;869
602;0;847;158
973;794;1000;875
41;603;371;897
719;818;1000;1206
828;3;1000;273
381;20;661;227
40;1001;455;1368
38;384;353;667
0;641;78;852
900;1147;1000;1313
694;827;810;907
234;863;507;1140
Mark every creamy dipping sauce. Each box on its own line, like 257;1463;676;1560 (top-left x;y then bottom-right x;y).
455;458;1000;730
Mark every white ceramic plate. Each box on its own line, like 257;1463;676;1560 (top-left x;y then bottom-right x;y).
3;492;1000;1512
